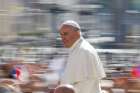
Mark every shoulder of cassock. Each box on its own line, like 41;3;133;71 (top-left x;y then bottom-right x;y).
78;39;106;79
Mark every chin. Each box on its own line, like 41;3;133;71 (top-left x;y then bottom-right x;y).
64;46;69;48
64;45;70;48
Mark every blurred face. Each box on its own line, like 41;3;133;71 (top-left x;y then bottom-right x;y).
59;25;80;48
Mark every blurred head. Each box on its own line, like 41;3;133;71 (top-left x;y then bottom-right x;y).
0;83;19;93
59;20;81;48
54;84;76;93
0;79;22;93
0;87;12;93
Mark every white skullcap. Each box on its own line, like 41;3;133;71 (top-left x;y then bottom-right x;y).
60;20;81;30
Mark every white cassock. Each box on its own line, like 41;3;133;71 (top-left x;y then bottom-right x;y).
61;37;106;93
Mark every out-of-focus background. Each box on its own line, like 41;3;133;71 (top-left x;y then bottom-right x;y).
0;0;140;93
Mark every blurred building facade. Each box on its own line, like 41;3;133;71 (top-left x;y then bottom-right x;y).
0;0;140;56
0;0;139;48
0;0;18;42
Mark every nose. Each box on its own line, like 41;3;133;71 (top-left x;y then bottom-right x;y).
61;34;66;40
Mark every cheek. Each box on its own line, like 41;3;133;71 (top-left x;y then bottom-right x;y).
62;35;70;41
61;37;69;44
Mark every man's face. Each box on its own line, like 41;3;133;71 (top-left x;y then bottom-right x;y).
59;25;79;48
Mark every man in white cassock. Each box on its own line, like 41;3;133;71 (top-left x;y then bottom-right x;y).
59;20;106;93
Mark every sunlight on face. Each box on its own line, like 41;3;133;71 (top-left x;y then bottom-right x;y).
59;25;80;48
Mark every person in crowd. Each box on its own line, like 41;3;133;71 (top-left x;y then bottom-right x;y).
0;82;22;93
54;84;75;93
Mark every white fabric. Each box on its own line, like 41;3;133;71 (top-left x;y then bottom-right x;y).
61;37;106;93
74;79;101;93
60;20;81;30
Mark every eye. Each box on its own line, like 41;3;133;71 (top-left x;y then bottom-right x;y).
61;32;68;36
63;32;68;36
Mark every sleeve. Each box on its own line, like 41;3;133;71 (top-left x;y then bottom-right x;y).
85;50;106;80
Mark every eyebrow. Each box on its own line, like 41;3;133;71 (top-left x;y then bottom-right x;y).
60;32;69;35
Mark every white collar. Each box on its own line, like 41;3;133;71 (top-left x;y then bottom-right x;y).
70;37;83;52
